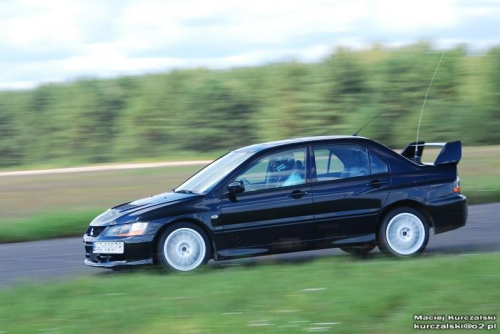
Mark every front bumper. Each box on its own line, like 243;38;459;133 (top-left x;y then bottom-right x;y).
84;258;153;268
83;233;155;268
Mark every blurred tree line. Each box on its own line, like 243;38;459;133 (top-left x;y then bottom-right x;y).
1;43;499;167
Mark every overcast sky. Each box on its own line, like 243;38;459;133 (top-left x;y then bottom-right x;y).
1;0;499;89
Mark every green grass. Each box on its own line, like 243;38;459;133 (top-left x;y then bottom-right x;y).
0;210;102;243
1;254;499;333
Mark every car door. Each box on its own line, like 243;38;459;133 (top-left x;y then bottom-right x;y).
311;143;391;241
220;147;314;251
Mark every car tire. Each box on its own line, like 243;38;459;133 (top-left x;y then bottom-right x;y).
378;207;429;257
157;222;211;272
340;244;376;256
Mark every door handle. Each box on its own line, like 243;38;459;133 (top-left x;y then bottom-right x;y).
368;180;387;188
288;190;308;199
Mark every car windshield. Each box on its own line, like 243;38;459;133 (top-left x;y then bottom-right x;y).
175;151;254;194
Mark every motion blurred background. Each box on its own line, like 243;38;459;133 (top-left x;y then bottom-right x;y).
1;0;499;169
0;1;499;333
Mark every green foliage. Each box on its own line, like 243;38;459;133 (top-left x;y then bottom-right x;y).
183;74;257;151
0;43;499;168
0;92;23;166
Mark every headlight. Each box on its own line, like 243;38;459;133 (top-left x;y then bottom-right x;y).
105;222;148;237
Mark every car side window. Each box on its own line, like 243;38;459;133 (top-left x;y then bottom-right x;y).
314;149;344;181
314;145;370;181
235;148;306;192
369;152;389;174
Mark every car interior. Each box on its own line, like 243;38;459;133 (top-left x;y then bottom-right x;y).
316;146;370;181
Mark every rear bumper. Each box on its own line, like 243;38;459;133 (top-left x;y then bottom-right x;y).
83;234;154;268
427;194;467;234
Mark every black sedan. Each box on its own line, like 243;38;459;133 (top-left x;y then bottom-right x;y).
83;136;467;271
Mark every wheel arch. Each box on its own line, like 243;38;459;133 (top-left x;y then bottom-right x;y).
151;218;217;264
376;200;434;239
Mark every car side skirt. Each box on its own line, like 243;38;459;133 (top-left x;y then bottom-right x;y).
215;233;376;260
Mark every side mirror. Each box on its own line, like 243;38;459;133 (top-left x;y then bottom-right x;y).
227;181;245;195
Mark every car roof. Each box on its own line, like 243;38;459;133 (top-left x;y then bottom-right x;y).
234;135;371;153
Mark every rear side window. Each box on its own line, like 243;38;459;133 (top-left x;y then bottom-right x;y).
314;145;370;181
314;149;343;177
369;152;389;174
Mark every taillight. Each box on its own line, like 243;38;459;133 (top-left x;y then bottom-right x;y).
453;176;461;193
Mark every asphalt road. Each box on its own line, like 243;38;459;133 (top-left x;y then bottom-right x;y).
1;203;499;288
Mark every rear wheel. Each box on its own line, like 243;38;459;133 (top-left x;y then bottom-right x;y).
340;244;376;256
157;223;211;272
378;207;429;256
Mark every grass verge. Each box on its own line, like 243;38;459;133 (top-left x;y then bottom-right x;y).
0;253;499;333
0;210;101;243
464;188;500;205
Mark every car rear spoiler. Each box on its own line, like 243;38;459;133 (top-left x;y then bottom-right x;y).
400;141;462;165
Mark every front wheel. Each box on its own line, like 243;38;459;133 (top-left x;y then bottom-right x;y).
378;207;429;257
157;223;211;272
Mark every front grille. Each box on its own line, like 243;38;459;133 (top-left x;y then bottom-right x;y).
85;226;106;237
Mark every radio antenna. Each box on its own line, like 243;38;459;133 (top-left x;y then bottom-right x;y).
352;112;383;136
415;51;445;159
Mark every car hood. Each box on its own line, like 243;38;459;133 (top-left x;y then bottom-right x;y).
90;192;199;226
